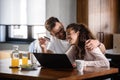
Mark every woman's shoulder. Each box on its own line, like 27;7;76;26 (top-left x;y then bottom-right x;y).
69;45;79;50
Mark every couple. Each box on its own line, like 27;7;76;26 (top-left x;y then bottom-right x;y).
29;17;109;68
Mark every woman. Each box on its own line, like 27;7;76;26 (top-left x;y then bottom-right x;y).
65;23;109;68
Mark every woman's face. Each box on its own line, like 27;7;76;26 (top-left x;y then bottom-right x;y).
66;28;79;45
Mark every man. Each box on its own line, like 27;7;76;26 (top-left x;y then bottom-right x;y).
39;17;106;53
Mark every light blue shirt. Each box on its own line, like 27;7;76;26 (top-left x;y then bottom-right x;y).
29;39;42;53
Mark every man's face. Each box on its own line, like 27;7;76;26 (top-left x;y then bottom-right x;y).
50;22;66;40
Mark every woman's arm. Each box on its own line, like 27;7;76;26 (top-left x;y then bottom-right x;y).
65;45;79;64
98;43;106;54
84;47;109;67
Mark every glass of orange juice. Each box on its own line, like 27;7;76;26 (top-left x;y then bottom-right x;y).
11;45;19;67
11;58;19;67
22;53;28;65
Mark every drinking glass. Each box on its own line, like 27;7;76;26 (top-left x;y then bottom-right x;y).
75;60;85;72
22;53;28;65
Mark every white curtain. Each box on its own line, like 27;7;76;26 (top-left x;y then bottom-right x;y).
0;0;46;25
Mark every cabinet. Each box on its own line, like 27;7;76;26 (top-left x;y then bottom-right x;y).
77;0;119;49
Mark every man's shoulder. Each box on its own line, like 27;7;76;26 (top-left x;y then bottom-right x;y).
30;39;38;45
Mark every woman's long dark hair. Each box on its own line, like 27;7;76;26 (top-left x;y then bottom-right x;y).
66;23;96;59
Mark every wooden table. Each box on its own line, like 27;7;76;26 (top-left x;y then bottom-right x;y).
0;50;119;80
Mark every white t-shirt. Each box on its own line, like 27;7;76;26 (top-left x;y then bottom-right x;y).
47;36;70;53
29;36;70;53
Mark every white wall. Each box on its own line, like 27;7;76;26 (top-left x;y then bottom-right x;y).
27;0;46;25
46;0;76;28
46;0;76;37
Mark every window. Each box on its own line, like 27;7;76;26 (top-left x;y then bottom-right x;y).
6;25;46;43
32;26;46;39
8;25;28;39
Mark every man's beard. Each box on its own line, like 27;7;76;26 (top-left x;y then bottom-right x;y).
57;31;66;40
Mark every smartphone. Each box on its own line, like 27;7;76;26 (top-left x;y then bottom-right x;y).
44;36;50;41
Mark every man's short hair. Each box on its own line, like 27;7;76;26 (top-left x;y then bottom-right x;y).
45;17;60;31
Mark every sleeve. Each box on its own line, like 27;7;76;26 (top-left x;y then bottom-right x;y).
84;47;110;68
65;45;79;64
29;41;35;53
28;40;42;53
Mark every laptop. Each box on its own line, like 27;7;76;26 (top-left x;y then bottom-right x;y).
33;53;73;69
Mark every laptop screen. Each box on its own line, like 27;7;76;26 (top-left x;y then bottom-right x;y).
33;53;73;69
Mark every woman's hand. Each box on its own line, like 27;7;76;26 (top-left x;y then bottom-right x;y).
72;62;77;68
85;39;106;53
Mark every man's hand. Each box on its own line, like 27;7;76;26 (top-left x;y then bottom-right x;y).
38;37;48;53
85;39;106;53
85;39;100;50
39;37;53;53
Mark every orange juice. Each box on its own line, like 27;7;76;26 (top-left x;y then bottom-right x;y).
11;58;19;67
22;57;28;65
